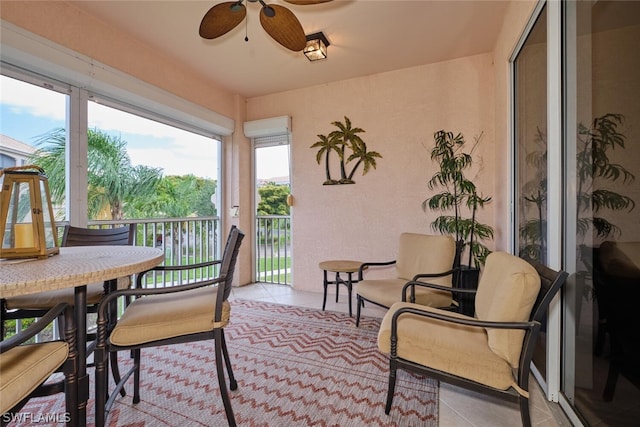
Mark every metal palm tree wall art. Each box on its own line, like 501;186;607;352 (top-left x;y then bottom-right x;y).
311;116;382;185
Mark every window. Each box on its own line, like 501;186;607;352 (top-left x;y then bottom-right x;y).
0;73;69;220
1;67;223;268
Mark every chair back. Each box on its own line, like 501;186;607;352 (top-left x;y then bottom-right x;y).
523;256;569;325
62;224;135;247
395;233;456;286
474;252;568;368
475;252;541;367
216;226;245;310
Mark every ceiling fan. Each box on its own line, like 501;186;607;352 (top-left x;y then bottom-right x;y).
199;0;331;52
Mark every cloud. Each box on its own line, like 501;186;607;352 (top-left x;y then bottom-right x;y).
1;75;66;120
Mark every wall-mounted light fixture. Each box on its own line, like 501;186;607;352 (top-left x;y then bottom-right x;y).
304;32;330;61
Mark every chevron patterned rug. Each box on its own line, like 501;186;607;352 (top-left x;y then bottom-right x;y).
14;299;438;426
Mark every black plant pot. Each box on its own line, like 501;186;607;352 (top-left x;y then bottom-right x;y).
454;265;480;317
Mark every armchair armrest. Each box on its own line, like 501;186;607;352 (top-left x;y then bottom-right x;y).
0;303;69;353
411;268;457;282
391;304;537;332
359;260;396;276
136;259;222;288
402;277;475;303
98;275;227;322
388;304;541;368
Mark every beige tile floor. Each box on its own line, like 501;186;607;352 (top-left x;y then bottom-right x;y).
230;282;573;427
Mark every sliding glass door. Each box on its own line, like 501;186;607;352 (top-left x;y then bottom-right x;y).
563;1;640;425
513;3;549;379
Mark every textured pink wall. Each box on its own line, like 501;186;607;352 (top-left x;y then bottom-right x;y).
1;0;542;291
247;54;497;292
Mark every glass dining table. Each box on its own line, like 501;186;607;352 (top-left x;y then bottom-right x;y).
0;245;164;427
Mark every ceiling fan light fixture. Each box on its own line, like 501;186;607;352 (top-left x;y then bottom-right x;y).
304;32;329;61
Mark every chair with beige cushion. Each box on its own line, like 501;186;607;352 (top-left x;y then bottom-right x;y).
378;252;567;427
355;232;457;326
94;226;244;427
1;224;136;398
2;224;135;336
1;303;74;425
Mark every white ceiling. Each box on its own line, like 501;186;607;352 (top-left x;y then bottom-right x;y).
69;0;510;99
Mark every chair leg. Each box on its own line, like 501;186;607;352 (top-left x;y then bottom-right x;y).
133;349;142;404
346;272;353;317
356;296;362;327
220;331;238;390
519;397;531;427
215;329;236;427
110;351;127;397
94;348;108;427
322;270;328;311
384;360;398;415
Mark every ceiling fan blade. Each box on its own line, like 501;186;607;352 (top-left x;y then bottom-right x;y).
260;4;307;51
199;2;246;39
282;0;333;4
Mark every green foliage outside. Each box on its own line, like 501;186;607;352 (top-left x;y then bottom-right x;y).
5;128;293;337
29;128;218;221
257;182;290;216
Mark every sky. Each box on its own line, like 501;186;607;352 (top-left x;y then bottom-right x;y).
1;75;289;180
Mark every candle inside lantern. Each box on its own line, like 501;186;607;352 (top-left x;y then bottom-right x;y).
14;223;35;248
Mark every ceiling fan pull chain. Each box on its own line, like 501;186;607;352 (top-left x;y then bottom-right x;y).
245;13;249;42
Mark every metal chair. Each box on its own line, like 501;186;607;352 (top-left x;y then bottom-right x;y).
2;224;136;335
355;232;458;326
378;252;568;427
94;226;244;427
1;303;75;426
1;224;136;399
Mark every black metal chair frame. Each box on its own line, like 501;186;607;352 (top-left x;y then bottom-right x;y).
1;303;76;427
94;226;244;427
355;239;464;327
355;263;458;326
383;257;568;427
1;224;135;333
1;224;136;401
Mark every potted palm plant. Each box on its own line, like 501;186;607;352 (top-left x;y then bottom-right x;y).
422;130;494;315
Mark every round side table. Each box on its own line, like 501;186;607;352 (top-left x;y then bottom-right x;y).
319;260;365;317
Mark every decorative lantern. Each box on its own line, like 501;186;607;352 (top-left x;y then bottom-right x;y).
0;165;59;259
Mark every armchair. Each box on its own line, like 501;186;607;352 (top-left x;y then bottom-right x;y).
1;224;136;402
378;252;567;427
355;233;457;326
1;303;74;425
94;226;244;427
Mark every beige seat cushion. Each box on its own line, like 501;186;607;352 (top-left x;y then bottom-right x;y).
475;252;540;368
110;286;229;347
378;302;515;390
5;277;131;310
357;233;456;309
0;342;69;414
357;278;452;308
